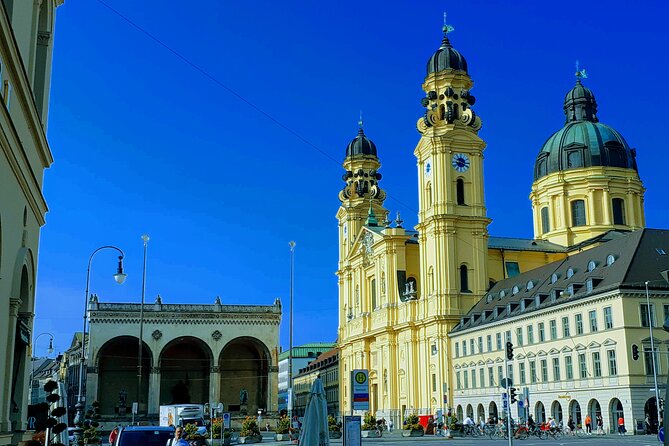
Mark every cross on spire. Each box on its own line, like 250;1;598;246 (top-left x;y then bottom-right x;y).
443;12;455;35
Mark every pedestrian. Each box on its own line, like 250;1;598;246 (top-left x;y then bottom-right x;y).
645;414;651;434
109;426;119;445
167;426;189;446
388;419;393;432
596;415;604;435
566;416;575;435
584;414;592;435
617;415;625;435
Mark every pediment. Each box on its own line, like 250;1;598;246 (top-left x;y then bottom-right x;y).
561;346;573;353
486;359;495;365
548;348;559;355
602;339;617;346
526;352;536;358
587;341;601;349
495;357;504;363
516;354;526;360
574;343;586;351
477;360;485;366
537;350;547;357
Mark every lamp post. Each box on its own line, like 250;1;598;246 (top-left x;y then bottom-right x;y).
30;332;54;403
288;241;295;424
645;281;662;434
661;270;669;446
137;234;149;419
74;246;127;428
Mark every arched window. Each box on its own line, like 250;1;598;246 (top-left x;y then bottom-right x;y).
612;198;626;225
460;265;469;292
456;178;465;205
571;200;586;226
606;254;616;266
587;260;596;272
541;207;550;234
566;268;574;279
426;182;433;208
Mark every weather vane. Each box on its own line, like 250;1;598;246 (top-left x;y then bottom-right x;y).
443;12;455;34
575;60;587;80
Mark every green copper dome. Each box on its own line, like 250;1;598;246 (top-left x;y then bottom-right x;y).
534;81;638;181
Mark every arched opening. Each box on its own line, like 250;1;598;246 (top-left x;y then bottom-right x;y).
456;178;465;205
612;198;626;225
460;265;469;292
551;400;563;423
535;401;546;423
160;337;212;406
644;397;659;433
426;182;433;208
456;405;463;421
477;404;485;422
609;398;623;435
488;401;498;421
466;404;473;418
541;207;550;234
219;337;270;413
568;399;582;425
97;336;152;416
587;399;601;433
571;200;586;227
10;265;31;426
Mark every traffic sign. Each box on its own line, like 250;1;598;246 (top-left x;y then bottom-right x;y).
659;426;664;442
518;400;524;409
501;377;512;389
502;393;508;401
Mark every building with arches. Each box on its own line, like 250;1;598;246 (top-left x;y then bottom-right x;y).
84;296;281;419
0;1;61;444
336;18;667;433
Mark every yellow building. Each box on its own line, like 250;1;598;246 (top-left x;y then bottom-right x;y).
0;1;61;445
336;20;659;433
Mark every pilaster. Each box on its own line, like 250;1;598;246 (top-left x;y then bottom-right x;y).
148;367;161;416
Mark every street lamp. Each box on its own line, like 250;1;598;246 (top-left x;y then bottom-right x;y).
74;246;127;428
137;234;149;419
645;281;662;435
30;332;54;403
288;241;295;424
660;270;669;446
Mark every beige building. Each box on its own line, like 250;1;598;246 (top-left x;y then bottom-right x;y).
336;20;653;431
0;1;61;445
83;295;282;419
292;348;339;417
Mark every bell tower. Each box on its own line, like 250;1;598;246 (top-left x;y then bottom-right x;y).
336;120;387;268
414;19;490;316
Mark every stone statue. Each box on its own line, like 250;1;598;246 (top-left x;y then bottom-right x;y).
239;388;248;405
119;388;128;407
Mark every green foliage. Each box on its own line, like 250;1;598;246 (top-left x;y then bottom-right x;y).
404;414;423;432
184;422;204;440
210;419;222;439
362;412;376;430
328;415;340;432
79;401;102;444
240;416;260;437
276;416;290;434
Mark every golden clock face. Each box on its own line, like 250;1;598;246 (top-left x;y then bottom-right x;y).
452;153;470;172
355;371;367;384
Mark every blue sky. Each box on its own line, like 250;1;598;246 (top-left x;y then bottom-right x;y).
33;0;669;356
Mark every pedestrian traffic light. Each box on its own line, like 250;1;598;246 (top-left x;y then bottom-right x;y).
509;387;518;404
632;344;639;361
506;341;514;360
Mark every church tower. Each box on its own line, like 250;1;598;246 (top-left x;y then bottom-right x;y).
530;72;645;246
337;121;388;268
414;20;490;316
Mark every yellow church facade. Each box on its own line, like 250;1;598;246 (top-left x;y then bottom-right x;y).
336;20;655;430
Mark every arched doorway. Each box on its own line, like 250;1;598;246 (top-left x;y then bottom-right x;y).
569;400;582;425
456;405;463;421
489;401;498;421
535;401;546;423
219;337;270;412
477;404;485;422
551;400;563;422
645;397;659;433
97;336;152;416
587;399;601;432
609;398;623;434
160;337;212;405
466;404;473;418
10;263;32;427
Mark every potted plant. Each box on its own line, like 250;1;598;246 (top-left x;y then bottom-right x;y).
402;414;425;437
206;419;223;446
361;412;380;438
239;416;262;444
185;423;206;446
223;428;232;446
328;415;342;439
275;416;290;441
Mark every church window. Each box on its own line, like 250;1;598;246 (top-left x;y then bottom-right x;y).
527;280;534;290
371;279;377;309
505;262;520;278
612;198;626;225
541;207;550;234
426;182;433;208
566;267;574;278
571;200;586;226
551;273;558;284
512;285;519;295
587;260;596;272
606;255;615;266
460;265;469;292
607;146;626;168
456;178;465;205
567;149;583;168
537;158;547;177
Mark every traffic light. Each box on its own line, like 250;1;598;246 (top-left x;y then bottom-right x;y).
509;387;518;404
632;344;639;361
506;341;514;360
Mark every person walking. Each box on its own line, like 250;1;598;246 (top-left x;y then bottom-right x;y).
584;414;592;435
617;415;625;435
596;415;604;435
167;427;189;446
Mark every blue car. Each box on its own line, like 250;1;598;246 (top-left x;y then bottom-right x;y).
113;426;175;446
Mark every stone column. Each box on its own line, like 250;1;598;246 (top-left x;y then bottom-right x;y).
85;366;99;409
267;366;279;413
2;298;21;432
148;367;161;416
209;366;220;406
602;189;612;225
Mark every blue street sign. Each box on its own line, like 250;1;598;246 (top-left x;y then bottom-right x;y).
518;400;524;409
658;426;664;442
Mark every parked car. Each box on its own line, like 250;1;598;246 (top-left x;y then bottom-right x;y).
113;425;175;446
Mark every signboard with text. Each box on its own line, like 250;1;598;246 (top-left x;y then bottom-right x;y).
343;416;361;446
351;369;369;411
